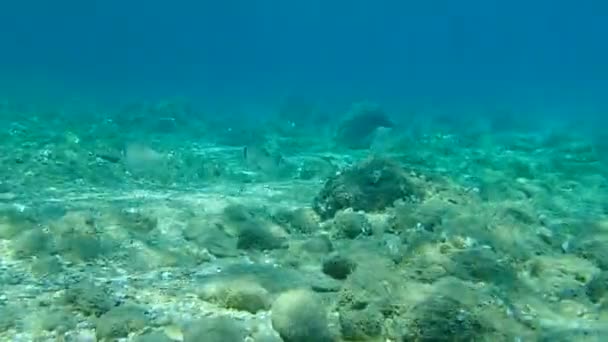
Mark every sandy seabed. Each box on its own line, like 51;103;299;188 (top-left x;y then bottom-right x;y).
1;102;608;341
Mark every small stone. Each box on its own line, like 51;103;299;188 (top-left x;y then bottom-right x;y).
301;235;334;254
183;316;246;342
198;279;271;313
236;223;286;251
271;289;333;342
322;254;357;280
333;211;372;239
95;305;148;340
339;307;384;340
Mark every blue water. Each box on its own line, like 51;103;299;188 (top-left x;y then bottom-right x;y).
1;0;606;117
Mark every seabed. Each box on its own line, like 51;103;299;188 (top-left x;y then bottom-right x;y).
1;100;608;341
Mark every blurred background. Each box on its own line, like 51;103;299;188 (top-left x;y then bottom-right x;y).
0;0;606;121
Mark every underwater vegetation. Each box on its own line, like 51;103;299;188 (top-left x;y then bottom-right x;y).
1;97;608;342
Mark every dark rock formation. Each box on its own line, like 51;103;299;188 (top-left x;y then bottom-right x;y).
313;157;423;219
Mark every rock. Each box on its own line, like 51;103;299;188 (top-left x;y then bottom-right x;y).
115;208;158;235
198;279;271;313
339;306;384;340
296;157;337;180
332;210;372;239
35;308;76;332
335;102;394;149
313;157;423;219
50;211;108;262
63;281;115;317
236;221;287;251
586;271;608;303
133;331;174;342
12;228;51;259
301;235;334;254
322;254;357;280
95;305;148;340
184;220;239;258
405;296;487;341
381;233;406;264
310;276;343;293
30;255;63;277
572;239;608;271
183;316;246;342
271;289;333;342
0;210;37;239
273;207;321;234
446;248;517;287
223;203;259;223
243;143;291;178
221;204;288;251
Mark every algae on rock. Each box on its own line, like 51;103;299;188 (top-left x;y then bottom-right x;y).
313;157;424;219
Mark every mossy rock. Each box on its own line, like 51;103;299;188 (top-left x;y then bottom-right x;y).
125;244;201;271
405;296;488;341
243;143;295;179
446;248;517;287
296;157;337;180
236;221;287;251
0;210;38;239
198;279;271;313
12;228;52;258
586;271;608;303
46;211;112;262
273;207;321;234
389;199;452;233
572;239;608;271
49;211;97;236
30;255;63;277
183;316;247;342
222;203;262;224
313;157;423;219
332;210;372;239
183;219;238;258
339;306;384;340
34;308;76;333
300;235;334;254
63;280;116;317
335;102;394;150
56;233;108;262
322;254;357;280
116;208;158;235
271;289;333;342
95;305;148;340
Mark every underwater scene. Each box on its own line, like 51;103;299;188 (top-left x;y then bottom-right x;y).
1;1;608;341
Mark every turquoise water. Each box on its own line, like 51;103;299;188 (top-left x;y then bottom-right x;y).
1;2;608;341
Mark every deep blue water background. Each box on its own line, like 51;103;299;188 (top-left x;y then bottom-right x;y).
0;0;606;120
